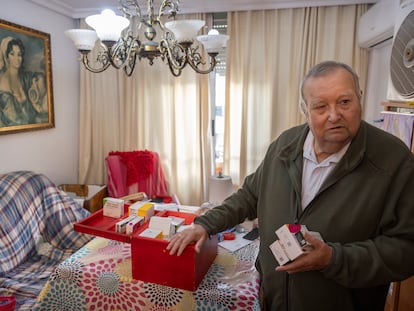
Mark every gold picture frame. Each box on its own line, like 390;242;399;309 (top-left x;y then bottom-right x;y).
0;19;54;135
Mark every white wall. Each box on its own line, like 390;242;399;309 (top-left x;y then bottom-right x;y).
0;0;80;185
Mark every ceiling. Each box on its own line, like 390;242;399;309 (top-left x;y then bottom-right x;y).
29;0;378;19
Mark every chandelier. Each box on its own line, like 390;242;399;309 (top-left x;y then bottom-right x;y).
65;0;229;77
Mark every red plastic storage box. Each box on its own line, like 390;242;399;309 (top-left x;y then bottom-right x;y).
74;207;218;291
131;210;218;291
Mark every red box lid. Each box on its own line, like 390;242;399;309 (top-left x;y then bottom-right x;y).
74;204;133;243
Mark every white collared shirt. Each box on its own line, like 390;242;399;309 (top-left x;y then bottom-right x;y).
301;131;350;209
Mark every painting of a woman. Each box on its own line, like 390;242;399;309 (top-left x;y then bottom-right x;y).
0;36;48;127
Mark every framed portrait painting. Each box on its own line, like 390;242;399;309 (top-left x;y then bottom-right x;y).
0;19;54;135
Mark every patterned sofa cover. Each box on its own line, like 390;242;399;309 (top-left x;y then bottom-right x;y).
0;171;92;310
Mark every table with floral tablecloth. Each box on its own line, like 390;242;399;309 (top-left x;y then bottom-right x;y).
35;237;260;310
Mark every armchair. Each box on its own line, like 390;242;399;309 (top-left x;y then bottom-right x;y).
105;150;169;199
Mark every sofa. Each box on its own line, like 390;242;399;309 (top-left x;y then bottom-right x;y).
0;171;92;310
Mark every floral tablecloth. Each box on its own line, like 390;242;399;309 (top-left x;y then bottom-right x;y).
35;237;260;311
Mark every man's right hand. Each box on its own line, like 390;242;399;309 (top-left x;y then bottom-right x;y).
166;223;209;256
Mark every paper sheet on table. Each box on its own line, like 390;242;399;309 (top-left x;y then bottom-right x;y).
218;233;253;252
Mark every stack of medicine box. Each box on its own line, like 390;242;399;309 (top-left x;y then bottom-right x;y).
129;202;155;221
115;215;144;234
145;215;186;239
270;224;323;265
114;201;156;235
128;201;186;239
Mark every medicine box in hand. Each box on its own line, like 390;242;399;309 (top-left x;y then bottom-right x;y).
273;224;323;264
269;240;290;266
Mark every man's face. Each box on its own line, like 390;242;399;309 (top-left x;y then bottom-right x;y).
302;68;362;154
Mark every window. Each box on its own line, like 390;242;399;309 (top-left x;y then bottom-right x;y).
211;12;227;175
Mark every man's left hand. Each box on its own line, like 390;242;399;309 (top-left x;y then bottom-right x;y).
275;232;333;273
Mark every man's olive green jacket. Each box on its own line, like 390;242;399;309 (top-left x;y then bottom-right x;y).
196;121;414;311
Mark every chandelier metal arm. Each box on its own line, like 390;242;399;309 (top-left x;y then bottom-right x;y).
120;0;142;19
80;52;111;73
158;0;179;24
123;53;137;76
146;0;155;24
166;59;182;77
186;50;218;75
107;36;139;72
159;39;186;70
107;45;125;69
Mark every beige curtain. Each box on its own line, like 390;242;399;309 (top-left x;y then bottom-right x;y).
78;14;212;205
223;5;369;186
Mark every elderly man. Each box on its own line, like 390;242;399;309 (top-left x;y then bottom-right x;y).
167;61;414;311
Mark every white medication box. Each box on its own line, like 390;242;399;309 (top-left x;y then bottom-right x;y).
115;215;137;233
272;224;323;265
275;224;308;261
149;216;174;238
138;228;163;239
269;240;290;266
126;216;144;235
103;197;125;218
128;201;148;216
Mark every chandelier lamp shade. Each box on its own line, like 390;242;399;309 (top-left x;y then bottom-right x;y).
65;0;229;77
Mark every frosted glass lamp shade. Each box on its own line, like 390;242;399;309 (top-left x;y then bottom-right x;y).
86;9;129;42
197;32;229;54
65;29;98;51
209;175;234;204
165;20;205;43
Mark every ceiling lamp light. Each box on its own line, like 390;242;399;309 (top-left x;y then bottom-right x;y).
65;0;229;77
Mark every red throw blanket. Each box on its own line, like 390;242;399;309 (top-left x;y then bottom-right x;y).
106;150;169;198
108;150;154;187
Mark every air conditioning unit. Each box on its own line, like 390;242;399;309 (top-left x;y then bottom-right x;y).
387;0;414;101
357;0;398;49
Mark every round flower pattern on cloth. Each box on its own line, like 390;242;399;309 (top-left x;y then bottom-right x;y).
82;258;143;310
35;279;88;311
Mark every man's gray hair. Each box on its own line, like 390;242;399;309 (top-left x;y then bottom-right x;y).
299;61;362;115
